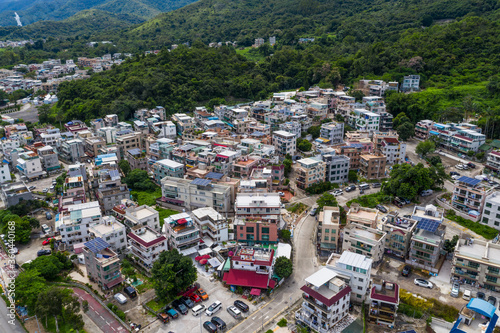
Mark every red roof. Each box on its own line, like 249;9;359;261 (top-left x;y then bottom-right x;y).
300;285;352;307
492;151;500;157
370;284;399;304
454;134;473;142
383;138;399;144
105;276;124;289
223;269;275;289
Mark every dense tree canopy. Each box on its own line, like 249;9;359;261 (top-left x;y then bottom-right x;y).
274;256;293;279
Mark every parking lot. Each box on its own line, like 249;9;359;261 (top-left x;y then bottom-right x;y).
16;210;55;265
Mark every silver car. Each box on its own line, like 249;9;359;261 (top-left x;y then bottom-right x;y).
451;282;459;297
414;278;433;289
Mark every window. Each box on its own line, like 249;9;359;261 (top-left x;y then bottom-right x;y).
483;217;489;223
324;236;329;241
246;227;254;233
262;227;269;234
359;278;364;282
486;203;492;208
325;229;329;233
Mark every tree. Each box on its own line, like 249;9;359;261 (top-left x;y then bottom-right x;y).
427;155;442;166
421;15;433;27
297;138;312;152
348;170;358;183
15;269;47;310
274;256;293;279
397;122;414;141
416;140;436;158
151;249;197;303
307;126;321;139
278;229;291;242
348;89;364;102
82;300;89;313
118;159;131;176
316;193;338;211
393;112;411;129
443;235;459;253
283;158;292;177
125;169;157;191
26;255;65;280
35;287;83;330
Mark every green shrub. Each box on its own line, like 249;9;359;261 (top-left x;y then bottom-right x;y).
445;210;498;239
277;318;287;327
347;192;392;208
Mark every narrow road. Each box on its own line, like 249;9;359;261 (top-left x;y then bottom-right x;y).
73;288;127;333
229;213;318;333
0;297;25;333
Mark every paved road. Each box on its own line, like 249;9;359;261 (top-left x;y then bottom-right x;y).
0;297;25;333
73;288;127;333
3;104;39;123
229;213;318;333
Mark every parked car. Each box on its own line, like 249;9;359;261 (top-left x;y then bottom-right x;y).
190;293;202;303
43;188;49;193
205;301;222;316
114;293;127;305
372;182;382;188
124;286;137;298
42;237;55;246
462;289;471;301
456;164;464;170
310;208;317;216
420;189;433;197
157;312;170;324
451;175;461;180
28;185;36;190
468;162;476;168
332;189;343;197
401;265;411;277
211;316;226;330
393;199;404;208
414;278;433;289
345;185;356;192
172;300;188;315
37;249;51;257
197;288;209;301
165;306;179;319
203;321;217;333
227;305;242;319
450;171;460;176
278;192;285;197
488;296;496;306
41;224;51;235
46;212;52;220
181;296;195;308
477;292;486;300
451;283;460;298
234;300;249;313
375;204;387;213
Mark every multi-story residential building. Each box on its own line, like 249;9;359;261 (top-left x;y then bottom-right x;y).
359;153;386;180
272;130;296;157
234;193;281;245
152;121;176;139
401;75;420;92
97;126;117;144
0;162;11;184
1;138;20;154
362;96;386;114
59;139;84;163
294;157;326;189
368;278;399;327
84;136;106;158
37;145;60;172
415;120;433;140
407;215;445;272
319;122;344;144
279;121;302;138
16;151;44;180
487;150;500;172
334;145;363;170
452;238;500;292
380;138;406;165
1;182;32;207
133;120;149;135
124;148;146;171
40;129;61;146
213;150;241;176
223;247;276;291
123;205;160;232
88;216;127;252
342;223;387;265
127;225;168;271
116;132;142;160
232;156;259;179
83;238;123;290
450;129;486;154
318;206;340;255
379;112;394;132
482;192;500;230
95;168;130;213
151;159;184;184
326;251;373;303
452;176;492;216
348;109;380;133
321;152;350;184
298;267;352;333
346;204;379;228
56;204;102;247
250;165;285;189
172;113;194;134
381;213;417;259
163;212;201;255
191;207;229;244
161;177;232;214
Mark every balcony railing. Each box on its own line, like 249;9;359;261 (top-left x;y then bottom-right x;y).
302;294;328;313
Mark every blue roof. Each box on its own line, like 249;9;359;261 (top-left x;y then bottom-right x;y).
84;238;110;254
468;298;496;318
191;178;212;186
206;172;224;180
417;218;441;233
458;176;481;186
349;143;364;148
127;148;141;155
251;131;265;137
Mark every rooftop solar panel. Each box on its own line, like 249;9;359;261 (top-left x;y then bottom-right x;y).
417;218;441;233
458;176;481;186
191;178;212;186
206;172;224;180
84;237;110;253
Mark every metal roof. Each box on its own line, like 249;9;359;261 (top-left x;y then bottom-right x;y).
206;172;224;180
338;251;372;270
458;176;481;186
84;237;110;253
191;178;212;186
305;267;337;288
417;218;441;233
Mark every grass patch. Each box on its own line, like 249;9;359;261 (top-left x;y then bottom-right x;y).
287;202;307;214
346;192;392;208
399;289;458;322
107;303;126;321
445;210;498;239
157;207;180;227
44;315;82;333
235;47;265;62
146;298;167;312
131;187;162;206
277;318;287;327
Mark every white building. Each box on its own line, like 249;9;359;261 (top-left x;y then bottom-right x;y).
151;158;184;183
0;163;11;183
298;267;352;333
272;130;296;157
127;226;168;271
88;216;127;252
124;205;160;231
380;138;406;165
319;122;344;144
482;192;500;230
401;75;420;92
40;130;61;146
348;109;380;133
56;203;102;247
191;207;229;243
16;151;44;180
97;126;117;144
163;212;201;255
1;138;20;154
279;121;302;138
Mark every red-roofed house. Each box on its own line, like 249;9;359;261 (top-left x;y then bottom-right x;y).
127;226;167;271
297;267;352;333
368;278;399;327
380;137;406;165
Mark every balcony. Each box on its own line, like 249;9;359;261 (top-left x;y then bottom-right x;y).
302;294;328;313
453;268;478;280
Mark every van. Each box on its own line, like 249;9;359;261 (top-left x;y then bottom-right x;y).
420;189;433;197
114;293;127;305
359;183;370;190
463;289;471;301
205;301;222;316
124;286;137;298
192;304;206;317
227;305;242;319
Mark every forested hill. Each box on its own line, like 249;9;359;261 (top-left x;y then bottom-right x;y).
127;0;500;49
0;0;198;27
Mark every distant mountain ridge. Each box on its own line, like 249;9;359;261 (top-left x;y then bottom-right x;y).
0;0;198;26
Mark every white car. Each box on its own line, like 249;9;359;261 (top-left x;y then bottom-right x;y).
278;192;285;197
452;175;461;180
332;190;343;197
456;165;464;170
414;278;433;289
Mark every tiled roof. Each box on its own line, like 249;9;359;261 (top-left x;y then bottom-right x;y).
300;285;351;307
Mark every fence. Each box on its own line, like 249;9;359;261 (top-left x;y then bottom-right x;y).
431;317;455;330
434;195;480;222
